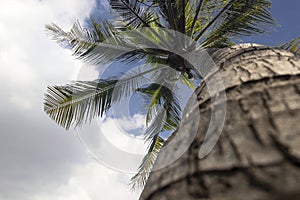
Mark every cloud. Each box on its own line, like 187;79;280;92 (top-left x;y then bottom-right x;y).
100;114;148;156
0;0;141;199
75;114;149;174
0;0;93;110
30;163;141;200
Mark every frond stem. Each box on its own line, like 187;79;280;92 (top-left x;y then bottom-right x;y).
194;0;235;42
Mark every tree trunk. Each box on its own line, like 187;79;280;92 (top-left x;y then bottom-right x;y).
140;44;300;200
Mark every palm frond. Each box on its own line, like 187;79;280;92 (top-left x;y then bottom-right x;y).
188;0;204;36
44;67;166;130
44;80;117;130
197;0;275;48
46;21;136;65
279;36;300;54
179;73;196;90
110;0;156;28
137;83;181;141
144;106;168;140
175;0;187;34
46;20;172;66
152;0;177;30
130;135;164;190
192;0;228;37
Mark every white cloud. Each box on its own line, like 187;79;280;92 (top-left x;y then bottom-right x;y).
75;115;149;173
100;114;149;155
104;114;147;132
31;163;141;200
0;0;94;109
0;0;142;199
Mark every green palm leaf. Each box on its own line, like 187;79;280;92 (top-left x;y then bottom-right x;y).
110;0;156;28
188;0;204;36
46;20;171;66
130;135;164;190
44;80;117;130
137;83;181;140
151;0;177;30
197;0;275;48
279;36;300;54
46;21;137;65
130;81;181;189
44;66;166;130
179;72;197;89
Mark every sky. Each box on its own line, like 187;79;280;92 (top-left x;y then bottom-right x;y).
0;0;299;200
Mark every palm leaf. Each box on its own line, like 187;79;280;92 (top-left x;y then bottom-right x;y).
179;73;196;90
46;20;172;66
189;0;274;46
137;83;181;141
44;80;116;130
188;0;204;36
110;0;156;28
130;135;164;190
44;67;166;130
46;20;136;65
197;0;275;48
279;36;300;54
151;0;177;30
175;0;187;34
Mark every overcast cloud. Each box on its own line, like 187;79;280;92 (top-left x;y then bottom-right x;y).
0;0;142;199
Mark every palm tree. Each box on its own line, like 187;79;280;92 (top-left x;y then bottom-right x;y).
44;0;299;190
140;43;300;200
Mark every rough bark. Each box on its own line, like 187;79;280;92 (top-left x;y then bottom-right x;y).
140;44;300;200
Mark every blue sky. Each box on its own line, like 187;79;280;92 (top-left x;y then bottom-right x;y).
0;1;299;200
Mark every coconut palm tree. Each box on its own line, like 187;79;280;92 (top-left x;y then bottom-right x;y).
140;42;300;200
44;0;299;190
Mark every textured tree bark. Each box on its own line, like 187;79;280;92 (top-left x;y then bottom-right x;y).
140;44;300;200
